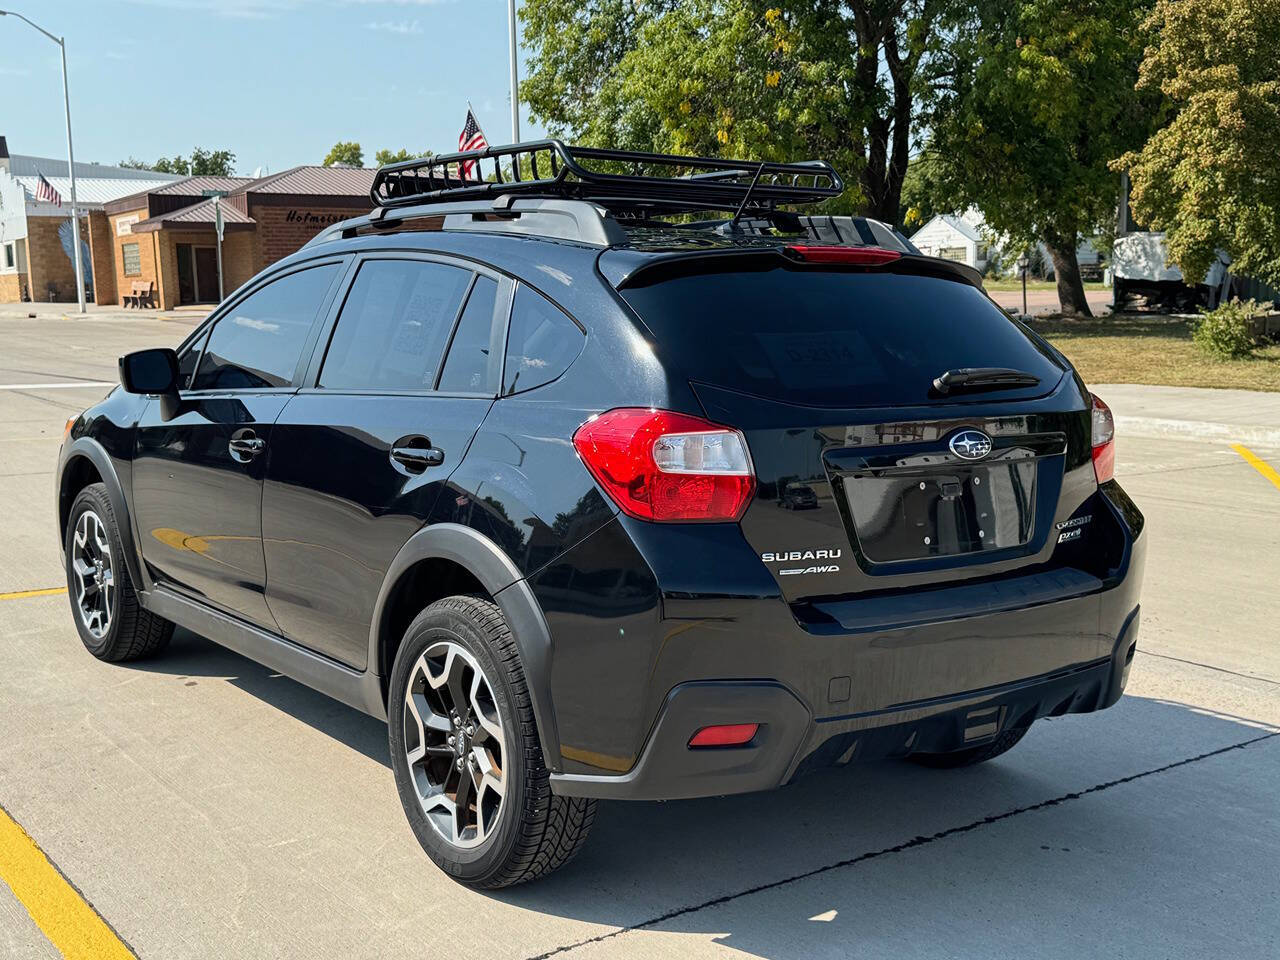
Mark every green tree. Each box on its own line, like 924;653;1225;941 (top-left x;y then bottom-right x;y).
373;148;431;166
522;0;956;224
923;0;1156;316
899;153;948;230
188;147;236;176
323;141;365;167
1114;0;1280;287
118;148;236;176
151;156;190;175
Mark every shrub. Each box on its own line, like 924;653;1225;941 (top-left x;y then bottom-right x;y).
1193;298;1270;359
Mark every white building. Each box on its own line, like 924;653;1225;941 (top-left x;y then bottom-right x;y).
908;211;995;272
0;135;181;302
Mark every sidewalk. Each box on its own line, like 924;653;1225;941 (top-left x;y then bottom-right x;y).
1093;383;1280;448
988;287;1112;317
0;302;208;325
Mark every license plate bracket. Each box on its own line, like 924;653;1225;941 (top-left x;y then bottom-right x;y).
843;458;1037;563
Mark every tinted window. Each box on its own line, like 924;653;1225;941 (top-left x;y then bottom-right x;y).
177;331;207;391
503;285;584;395
192;265;338;391
438;276;498;393
320;260;470;391
618;267;1064;407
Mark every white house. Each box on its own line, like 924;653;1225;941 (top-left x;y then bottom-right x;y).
908;211;995;272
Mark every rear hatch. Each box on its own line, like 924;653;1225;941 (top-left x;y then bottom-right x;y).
612;254;1101;608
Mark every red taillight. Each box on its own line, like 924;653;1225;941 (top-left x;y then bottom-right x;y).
785;245;902;265
688;723;759;748
1090;393;1115;484
572;408;756;522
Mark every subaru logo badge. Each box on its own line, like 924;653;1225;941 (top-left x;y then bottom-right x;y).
949;429;992;460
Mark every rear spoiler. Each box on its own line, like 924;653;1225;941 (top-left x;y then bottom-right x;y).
600;246;984;291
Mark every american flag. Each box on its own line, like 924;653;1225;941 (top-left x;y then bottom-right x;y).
457;108;488;179
35;173;62;207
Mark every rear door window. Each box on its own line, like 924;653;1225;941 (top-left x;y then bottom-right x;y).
319;259;471;391
503;285;584;395
192;263;338;391
617;265;1063;407
438;275;499;393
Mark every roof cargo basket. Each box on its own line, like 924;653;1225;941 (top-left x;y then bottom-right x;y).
370;139;844;216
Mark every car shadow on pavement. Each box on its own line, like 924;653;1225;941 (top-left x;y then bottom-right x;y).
492;698;1278;960
129;627;393;767
126;630;1279;960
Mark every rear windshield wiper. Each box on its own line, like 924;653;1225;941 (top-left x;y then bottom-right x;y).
932;367;1041;395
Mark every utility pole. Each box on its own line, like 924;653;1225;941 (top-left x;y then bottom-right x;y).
0;10;86;314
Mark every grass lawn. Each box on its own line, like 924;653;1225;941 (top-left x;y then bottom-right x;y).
983;279;1110;292
1036;313;1280;391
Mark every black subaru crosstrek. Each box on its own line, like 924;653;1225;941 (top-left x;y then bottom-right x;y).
55;142;1144;888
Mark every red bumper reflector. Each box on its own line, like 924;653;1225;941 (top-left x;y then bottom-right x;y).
688;723;759;748
786;245;903;265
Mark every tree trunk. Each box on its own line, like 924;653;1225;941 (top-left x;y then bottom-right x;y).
1045;240;1093;318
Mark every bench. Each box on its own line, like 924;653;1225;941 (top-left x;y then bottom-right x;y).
123;280;155;309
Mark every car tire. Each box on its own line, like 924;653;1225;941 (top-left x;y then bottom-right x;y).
64;483;173;662
909;723;1031;769
388;595;596;888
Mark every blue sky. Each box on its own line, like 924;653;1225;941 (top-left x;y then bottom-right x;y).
1;0;544;174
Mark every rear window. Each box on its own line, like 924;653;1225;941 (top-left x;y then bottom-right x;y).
618;266;1063;407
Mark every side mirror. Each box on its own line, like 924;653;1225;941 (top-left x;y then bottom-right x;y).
119;348;179;395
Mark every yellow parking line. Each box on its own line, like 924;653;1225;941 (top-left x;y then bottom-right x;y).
1232;443;1280;493
0;804;136;960
0;587;67;601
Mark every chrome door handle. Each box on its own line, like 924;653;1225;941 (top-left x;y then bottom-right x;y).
390;442;445;474
228;431;266;460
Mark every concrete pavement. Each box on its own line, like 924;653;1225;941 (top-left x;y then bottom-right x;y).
0;314;1276;959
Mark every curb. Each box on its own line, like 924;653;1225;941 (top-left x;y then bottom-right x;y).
1115;415;1280;448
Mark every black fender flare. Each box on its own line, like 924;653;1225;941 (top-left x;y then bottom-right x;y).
368;523;563;772
59;437;150;594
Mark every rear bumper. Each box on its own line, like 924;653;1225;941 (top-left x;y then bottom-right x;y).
542;481;1145;800
555;611;1137;800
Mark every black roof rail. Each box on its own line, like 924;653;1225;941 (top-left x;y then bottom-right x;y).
370;139;844;216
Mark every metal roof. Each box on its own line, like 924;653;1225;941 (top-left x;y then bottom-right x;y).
13;174;187;211
150;176;253;197
131;197;256;233
104;176;255;215
6;152;184;183
234;165;376;197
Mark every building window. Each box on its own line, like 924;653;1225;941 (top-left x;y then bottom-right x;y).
938;246;968;262
122;243;141;277
2;243;13;269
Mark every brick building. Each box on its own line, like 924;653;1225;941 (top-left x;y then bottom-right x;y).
0;136;182;303
104;166;376;309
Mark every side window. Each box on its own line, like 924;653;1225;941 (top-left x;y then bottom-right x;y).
319;259;471;391
503;285;584;395
192;264;338;391
176;330;208;391
438;275;498;393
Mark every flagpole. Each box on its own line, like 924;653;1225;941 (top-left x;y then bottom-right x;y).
506;0;520;143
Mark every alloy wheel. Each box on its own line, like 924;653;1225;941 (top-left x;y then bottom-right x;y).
402;641;507;849
71;510;114;639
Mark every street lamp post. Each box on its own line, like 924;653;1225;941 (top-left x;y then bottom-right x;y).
0;9;86;314
1017;251;1030;317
